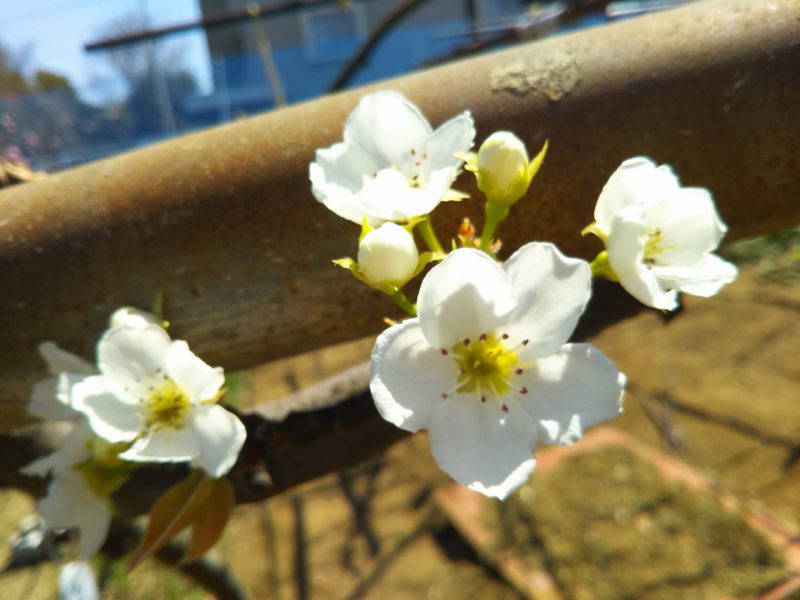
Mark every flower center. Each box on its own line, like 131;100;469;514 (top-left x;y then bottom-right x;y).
643;228;671;265
441;333;529;407
145;381;190;430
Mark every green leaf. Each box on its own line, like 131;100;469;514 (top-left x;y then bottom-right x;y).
183;478;235;563
128;471;214;569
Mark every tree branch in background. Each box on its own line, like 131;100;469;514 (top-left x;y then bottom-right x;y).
330;0;430;92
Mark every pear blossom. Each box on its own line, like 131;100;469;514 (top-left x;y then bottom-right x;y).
72;323;246;478
310;90;475;225
357;222;420;287
370;243;626;499
464;131;547;206
588;157;737;310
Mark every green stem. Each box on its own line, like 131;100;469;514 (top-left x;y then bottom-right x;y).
389;290;417;317
479;201;510;252
415;218;444;254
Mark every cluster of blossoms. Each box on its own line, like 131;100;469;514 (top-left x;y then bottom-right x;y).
311;90;737;499
23;308;246;560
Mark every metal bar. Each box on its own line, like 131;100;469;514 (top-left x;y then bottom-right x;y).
1;0;798;430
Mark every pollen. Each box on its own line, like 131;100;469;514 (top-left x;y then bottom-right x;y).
144;380;190;430
450;333;520;397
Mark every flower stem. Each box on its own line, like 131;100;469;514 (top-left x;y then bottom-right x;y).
389;289;417;317
479;201;510;252
416;218;444;254
589;251;619;281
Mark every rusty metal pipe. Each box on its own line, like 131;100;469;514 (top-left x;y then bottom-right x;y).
1;0;798;429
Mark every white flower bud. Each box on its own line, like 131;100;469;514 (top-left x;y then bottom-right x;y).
475;131;531;206
109;307;161;330
357;223;419;286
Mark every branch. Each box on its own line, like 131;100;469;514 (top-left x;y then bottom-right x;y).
329;0;430;92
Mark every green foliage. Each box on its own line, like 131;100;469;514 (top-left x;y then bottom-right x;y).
722;226;800;284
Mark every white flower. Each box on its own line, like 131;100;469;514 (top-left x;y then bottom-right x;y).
38;470;112;559
591;157;738;310
72;324;246;478
310;90;475;225
466;131;547;206
370;243;626;499
358;222;420;286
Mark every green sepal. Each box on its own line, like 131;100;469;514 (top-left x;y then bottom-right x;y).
589;250;619;281
582;222;608;244
359;216;374;242
526;139;548;184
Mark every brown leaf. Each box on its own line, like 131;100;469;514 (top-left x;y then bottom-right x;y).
183;477;235;563
128;470;214;569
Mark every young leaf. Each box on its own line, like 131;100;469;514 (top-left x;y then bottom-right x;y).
128;471;213;569
183;477;235;563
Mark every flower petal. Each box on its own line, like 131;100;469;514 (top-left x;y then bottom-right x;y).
502;242;592;359
428;398;538;499
120;426;200;464
29;377;79;421
595;157;680;231
418;248;515;349
71;375;142;443
22;421;94;477
652;253;738;297
517;344;625;445
39;342;95;376
97;324;172;399
607;205;679;310
165;341;224;404
343;91;432;169
419;110;475;177
188;404;247;478
310;142;383;224
370;320;452;432
645;187;727;265
39;471;112;559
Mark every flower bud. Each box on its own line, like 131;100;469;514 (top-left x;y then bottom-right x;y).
357;223;419;286
475;131;533;206
109;307;161;330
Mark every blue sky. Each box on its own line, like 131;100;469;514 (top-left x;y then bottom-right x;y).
0;0;212;103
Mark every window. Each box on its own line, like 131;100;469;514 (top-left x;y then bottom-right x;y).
300;3;367;62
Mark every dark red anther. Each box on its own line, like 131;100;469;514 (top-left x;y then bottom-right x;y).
440;348;448;355
501;403;509;412
520;387;528;395
481;395;487;403
515;368;523;375
463;337;470;347
479;333;487;341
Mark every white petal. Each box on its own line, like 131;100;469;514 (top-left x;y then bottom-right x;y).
417;248;515;349
370;320;452;432
607;205;678;310
343;91;432;169
502;242;592;359
120;426;200;464
165;340;224;404
428;398;538;499
595;157;680;231
97;324;172;398
71;375;142;443
419;110;475;178
645;187;728;265
29;377;78;421
189;404;247;478
652;253;738;297
59;561;100;600
22;421;93;477
39;342;95;376
39;471;112;559
310;142;384;224
517;344;625;445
